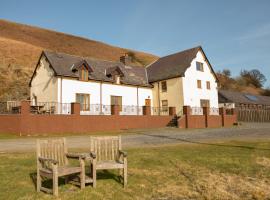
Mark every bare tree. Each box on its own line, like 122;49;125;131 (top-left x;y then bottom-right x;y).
240;69;266;88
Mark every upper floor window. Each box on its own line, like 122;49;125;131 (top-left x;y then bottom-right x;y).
197;80;202;89
161;81;167;92
196;62;204;72
80;66;88;81
206;81;211;90
115;75;121;84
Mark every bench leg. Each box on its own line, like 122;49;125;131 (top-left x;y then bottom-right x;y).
123;157;127;187
36;170;41;192
53;168;58;196
80;159;85;189
92;161;97;188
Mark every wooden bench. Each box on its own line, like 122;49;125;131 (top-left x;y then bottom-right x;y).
89;136;127;187
36;138;86;196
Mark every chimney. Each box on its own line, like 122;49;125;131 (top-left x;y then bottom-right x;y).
120;53;132;65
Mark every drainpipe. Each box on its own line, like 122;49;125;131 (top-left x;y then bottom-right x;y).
136;86;139;115
158;82;160;115
100;81;103;114
60;77;63;114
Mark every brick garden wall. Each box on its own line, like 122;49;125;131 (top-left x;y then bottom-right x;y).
0;101;174;135
178;106;237;129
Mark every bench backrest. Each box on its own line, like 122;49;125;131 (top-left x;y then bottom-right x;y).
36;138;68;167
90;136;121;162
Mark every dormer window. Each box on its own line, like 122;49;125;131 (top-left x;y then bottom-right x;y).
115;75;121;84
80;66;88;81
106;66;124;84
71;60;92;81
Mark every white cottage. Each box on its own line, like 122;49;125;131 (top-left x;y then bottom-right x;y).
29;46;218;115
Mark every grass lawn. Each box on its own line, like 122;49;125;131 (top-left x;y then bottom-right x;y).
0;141;270;200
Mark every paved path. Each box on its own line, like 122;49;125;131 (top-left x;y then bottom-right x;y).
0;123;270;153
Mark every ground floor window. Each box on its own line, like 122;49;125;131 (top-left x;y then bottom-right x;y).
111;95;122;111
76;93;90;111
161;100;168;111
200;99;210;107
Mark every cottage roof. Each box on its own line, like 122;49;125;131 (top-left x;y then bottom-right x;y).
146;46;217;83
218;90;270;106
30;50;151;87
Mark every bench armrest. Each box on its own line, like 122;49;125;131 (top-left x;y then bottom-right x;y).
38;157;58;165
90;152;96;159
119;150;127;157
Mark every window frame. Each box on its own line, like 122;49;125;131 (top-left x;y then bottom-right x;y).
206;81;211;90
161;100;168;112
197;80;202;89
76;93;90;111
79;65;89;81
161;81;167;92
196;62;204;72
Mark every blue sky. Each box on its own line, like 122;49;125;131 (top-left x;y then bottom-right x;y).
1;0;270;86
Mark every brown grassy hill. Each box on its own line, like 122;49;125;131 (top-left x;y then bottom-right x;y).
0;19;158;101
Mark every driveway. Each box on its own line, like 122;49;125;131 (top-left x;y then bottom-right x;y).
0;123;270;153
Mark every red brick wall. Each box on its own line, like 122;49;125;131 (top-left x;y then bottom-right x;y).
186;115;206;129
0;114;173;135
223;115;237;127
207;115;222;128
0;115;20;134
178;106;237;129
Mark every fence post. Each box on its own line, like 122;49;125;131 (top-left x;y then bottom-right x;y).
169;107;176;116
71;102;80;115
143;106;151;116
111;105;120;115
219;107;225;127
20;100;30;115
183;106;191;128
203;107;209;128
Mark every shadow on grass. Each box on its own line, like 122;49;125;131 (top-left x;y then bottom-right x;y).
142;133;270;151
29;170;122;191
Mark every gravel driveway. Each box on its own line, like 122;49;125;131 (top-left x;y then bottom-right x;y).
0;123;270;153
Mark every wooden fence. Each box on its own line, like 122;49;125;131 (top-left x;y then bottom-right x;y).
237;108;270;122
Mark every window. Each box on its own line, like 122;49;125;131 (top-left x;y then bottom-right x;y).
80;66;88;81
196;62;204;72
76;93;90;111
197;80;202;89
111;95;122;111
200;99;210;107
206;81;211;89
115;75;121;84
161;100;168;111
161;81;167;92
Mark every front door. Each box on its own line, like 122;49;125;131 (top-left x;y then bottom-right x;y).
200;99;210;107
145;99;151;106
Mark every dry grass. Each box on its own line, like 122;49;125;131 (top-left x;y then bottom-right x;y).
0;19;158;101
0;141;270;199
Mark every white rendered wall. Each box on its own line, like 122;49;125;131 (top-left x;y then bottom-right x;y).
61;78;100;104
182;51;219;108
60;78;152;114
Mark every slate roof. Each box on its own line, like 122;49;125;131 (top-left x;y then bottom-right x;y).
30;46;217;87
34;50;151;87
218;90;270;106
146;46;217;83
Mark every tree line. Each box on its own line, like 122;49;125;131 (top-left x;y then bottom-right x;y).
216;69;270;96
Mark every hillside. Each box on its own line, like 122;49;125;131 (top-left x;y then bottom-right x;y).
0;19;158;101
